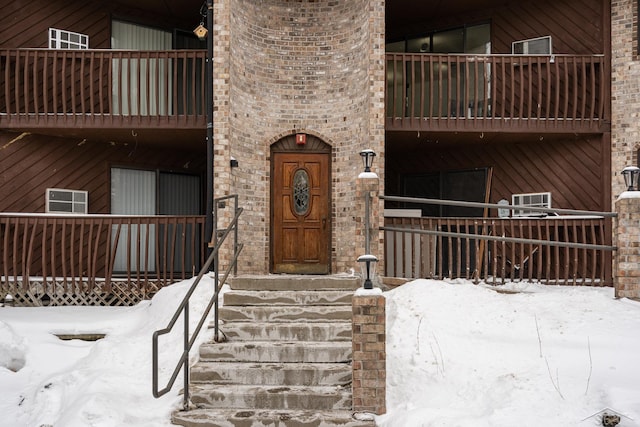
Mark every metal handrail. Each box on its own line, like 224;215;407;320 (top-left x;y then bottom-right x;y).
381;226;616;251
381;194;616;251
152;195;243;409
381;195;617;218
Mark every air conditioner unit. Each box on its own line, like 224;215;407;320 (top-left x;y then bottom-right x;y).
46;188;88;214
511;192;551;217
512;36;552;55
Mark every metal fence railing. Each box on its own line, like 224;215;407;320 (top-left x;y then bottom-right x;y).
381;196;615;285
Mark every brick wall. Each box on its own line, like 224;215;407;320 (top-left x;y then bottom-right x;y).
213;0;385;274
614;195;640;299
612;0;640;292
612;0;640;200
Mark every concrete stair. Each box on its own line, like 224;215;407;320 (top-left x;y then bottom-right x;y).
171;275;375;427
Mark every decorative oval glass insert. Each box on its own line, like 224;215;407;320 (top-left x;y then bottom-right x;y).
293;169;310;215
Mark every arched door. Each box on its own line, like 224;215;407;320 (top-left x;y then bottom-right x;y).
271;136;331;274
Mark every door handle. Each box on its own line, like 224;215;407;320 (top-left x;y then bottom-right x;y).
322;217;327;229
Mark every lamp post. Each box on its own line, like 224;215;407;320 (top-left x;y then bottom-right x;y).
621;166;640;191
359;149;376;173
357;149;378;289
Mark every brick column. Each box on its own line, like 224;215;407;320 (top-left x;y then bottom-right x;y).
614;193;640;299
352;290;386;415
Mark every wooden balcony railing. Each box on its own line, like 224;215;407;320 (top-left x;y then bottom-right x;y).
384;216;612;286
386;53;608;132
0;49;207;129
0;214;206;305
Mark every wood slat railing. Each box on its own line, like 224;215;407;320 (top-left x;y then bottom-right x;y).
384;216;612;286
0;214;206;295
0;49;206;128
386;53;607;132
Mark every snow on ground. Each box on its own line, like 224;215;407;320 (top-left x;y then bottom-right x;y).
377;280;640;427
0;275;221;427
0;277;639;427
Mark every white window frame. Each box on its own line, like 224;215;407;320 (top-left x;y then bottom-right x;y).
511;192;552;217
48;28;89;50
512;35;552;55
46;188;88;214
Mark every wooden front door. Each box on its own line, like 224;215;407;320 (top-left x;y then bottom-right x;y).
272;152;330;274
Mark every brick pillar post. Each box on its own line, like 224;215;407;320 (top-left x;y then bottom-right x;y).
352;289;386;415
614;193;640;299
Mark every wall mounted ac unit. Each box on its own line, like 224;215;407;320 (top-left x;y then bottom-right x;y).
46;188;88;214
512;36;552;55
511;192;551;217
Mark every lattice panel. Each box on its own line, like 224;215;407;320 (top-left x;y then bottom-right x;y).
1;280;164;307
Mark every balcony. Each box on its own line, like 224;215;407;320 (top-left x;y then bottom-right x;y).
0;49;206;136
386;53;608;133
0;213;206;306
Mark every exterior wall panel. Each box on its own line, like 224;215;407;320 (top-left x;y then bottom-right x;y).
0;131;206;214
385;135;605;213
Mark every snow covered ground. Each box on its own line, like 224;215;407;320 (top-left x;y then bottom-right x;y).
1;277;639;427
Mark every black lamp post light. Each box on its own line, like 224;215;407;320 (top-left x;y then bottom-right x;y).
359;149;376;173
357;254;378;290
621;166;640;191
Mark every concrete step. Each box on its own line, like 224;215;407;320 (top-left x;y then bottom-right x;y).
218;305;352;323
220;321;352;342
189;384;353;410
178;275;364;426
172;409;375;427
199;341;352;363
190;362;352;386
223;290;353;306
230;275;360;291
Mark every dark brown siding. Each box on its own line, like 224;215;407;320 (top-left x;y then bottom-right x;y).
389;0;605;55
385;134;607;212
0;0;111;48
0;131;206;213
0;0;199;49
491;0;604;54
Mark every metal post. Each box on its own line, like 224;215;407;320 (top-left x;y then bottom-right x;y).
204;0;215;266
365;191;371;254
183;302;190;409
233;195;239;276
213;198;220;342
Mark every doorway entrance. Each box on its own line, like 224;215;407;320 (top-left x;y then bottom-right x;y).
271;136;331;274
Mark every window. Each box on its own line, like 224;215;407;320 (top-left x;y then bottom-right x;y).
402;169;489;217
45;188;88;214
388;23;491;54
512;192;552;217
512;36;552;55
111;20;172;115
48;28;89;49
110;168;202;273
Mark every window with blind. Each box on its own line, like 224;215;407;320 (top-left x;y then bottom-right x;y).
110;167;202;273
111;20;172;115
